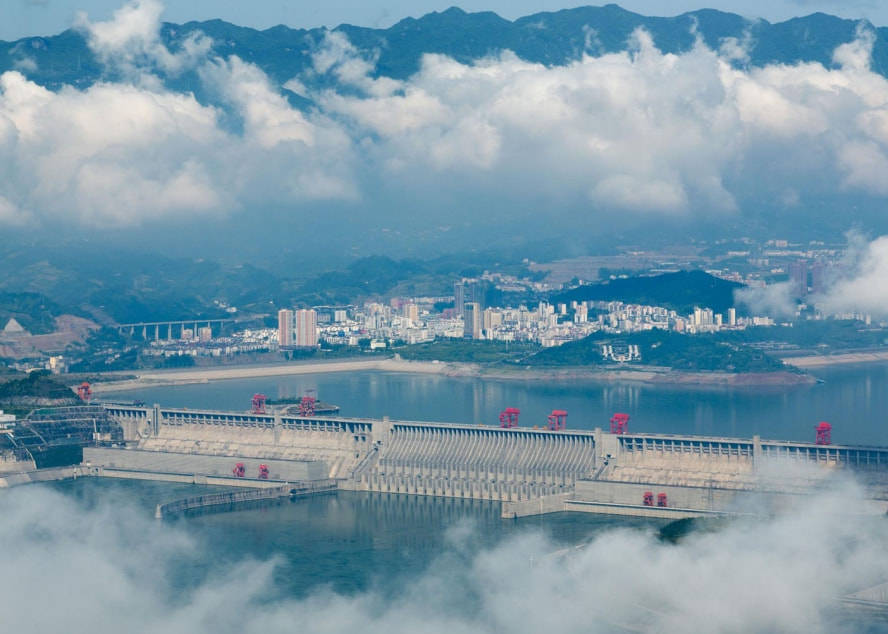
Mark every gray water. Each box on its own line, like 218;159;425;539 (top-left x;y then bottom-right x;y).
116;364;888;445
49;478;656;598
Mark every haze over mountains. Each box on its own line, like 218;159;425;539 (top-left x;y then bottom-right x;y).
3;1;888;268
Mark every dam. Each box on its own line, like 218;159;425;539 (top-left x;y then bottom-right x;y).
6;403;888;517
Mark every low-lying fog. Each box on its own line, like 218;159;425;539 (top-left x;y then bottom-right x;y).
1;475;885;633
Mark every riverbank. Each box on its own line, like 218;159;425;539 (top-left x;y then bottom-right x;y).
781;350;888;369
85;357;814;393
88;358;448;393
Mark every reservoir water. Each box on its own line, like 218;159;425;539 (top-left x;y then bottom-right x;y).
115;364;888;445
48;478;656;598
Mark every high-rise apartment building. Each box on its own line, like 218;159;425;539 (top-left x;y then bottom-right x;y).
294;309;318;347
575;304;588;323
463;302;482;339
404;303;419;326
454;282;466;318
454;280;483;317
278;309;293;347
789;260;808;297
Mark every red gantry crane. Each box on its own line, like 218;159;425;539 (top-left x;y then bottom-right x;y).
499;407;520;428
815;421;832;445
547;409;568;431
77;382;92;402
610;413;629;435
251;393;267;414
298;396;316;417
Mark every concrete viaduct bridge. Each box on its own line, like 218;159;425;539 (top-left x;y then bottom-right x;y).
116;319;236;340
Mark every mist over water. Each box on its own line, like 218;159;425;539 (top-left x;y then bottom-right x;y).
2;474;886;633
118;364;888;444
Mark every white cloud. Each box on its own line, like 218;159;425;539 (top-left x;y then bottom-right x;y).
832;23;876;73
814;232;888;316
3;1;888;230
735;281;798;318
737;231;888;319
77;0;211;77
0;475;886;633
201;56;315;149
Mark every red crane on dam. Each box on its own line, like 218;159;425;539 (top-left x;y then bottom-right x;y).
251;393;267;415
258;464;269;479
77;382;92;402
499;407;520;428
610;413;630;435
232;462;246;477
547;410;568;431
298;396;316;417
816;421;832;445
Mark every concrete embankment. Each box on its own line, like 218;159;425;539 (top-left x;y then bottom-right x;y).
0;465;83;488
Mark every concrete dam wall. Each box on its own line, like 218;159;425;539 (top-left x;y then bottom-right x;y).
349;423;596;502
91;404;888;516
98;405;596;501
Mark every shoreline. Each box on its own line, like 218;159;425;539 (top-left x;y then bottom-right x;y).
86;358;815;393
781;350;888;369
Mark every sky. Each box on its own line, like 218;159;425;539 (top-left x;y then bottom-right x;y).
2;0;886;41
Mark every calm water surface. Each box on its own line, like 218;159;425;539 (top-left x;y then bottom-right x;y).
116;364;888;445
50;478;657;598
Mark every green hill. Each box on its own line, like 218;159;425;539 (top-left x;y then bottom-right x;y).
528;330;785;373
0;370;77;401
551;270;742;315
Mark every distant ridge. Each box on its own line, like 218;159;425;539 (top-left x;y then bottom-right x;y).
1;4;884;92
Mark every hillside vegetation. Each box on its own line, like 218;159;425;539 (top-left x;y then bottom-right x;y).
528;330;786;373
552;271;742;315
0;370;77;401
394;339;539;363
0;292;70;335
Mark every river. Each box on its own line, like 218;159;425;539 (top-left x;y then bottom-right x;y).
111;364;888;445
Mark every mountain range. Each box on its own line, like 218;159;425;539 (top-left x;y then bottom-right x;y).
2;4;885;95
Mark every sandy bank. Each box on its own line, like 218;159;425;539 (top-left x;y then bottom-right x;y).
469;367;814;386
89;358;449;393
88;357;813;393
782;350;888;369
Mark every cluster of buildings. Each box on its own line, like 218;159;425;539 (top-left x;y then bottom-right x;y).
142;327;278;359
263;280;779;352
